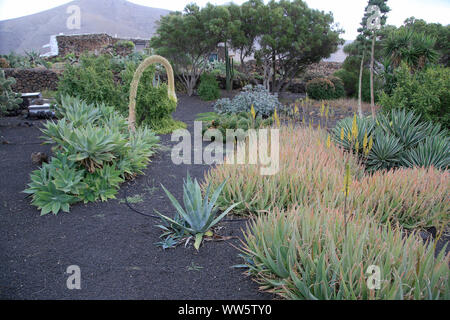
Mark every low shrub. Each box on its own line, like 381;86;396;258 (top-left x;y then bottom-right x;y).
306;78;335;100
328;76;346;99
333;69;358;96
214;85;282;117
197;73;220;101
25;96;159;215
379;64;450;129
56;54;124;108
241;205;449;300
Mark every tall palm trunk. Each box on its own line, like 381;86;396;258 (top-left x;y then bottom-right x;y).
358;50;365;118
370;33;376;118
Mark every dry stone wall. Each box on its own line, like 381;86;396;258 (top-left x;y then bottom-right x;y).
2;68;59;93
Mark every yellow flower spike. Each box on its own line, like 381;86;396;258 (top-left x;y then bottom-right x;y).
318;122;321;131
302;115;305;125
250;104;256;119
273;108;280;127
340;127;345;141
320;102;325;117
294;102;299;114
368;136;373;152
363;131;368;151
326;134;331;149
351;113;358;139
347;130;352;141
343;163;351;197
355;140;359;153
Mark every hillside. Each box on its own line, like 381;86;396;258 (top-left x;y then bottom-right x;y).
0;0;170;54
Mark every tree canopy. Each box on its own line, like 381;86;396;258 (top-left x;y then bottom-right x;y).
150;0;343;94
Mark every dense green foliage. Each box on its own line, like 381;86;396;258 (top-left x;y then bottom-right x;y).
57;53;184;134
0;70;22;116
25;96;159;215
57;54;123;107
383;29;439;70
306;77;345;100
121;61;184;134
151;0;342;94
401;17;450;67
197;73;220;101
379;64;450;129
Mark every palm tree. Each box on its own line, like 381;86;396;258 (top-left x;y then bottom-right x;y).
384;29;439;70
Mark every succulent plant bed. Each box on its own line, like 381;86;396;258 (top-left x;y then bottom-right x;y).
0;94;271;299
0;91;448;300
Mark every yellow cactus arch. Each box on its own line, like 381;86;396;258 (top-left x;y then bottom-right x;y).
128;55;177;131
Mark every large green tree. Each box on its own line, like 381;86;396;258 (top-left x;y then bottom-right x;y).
257;0;343;93
227;0;264;73
150;4;228;96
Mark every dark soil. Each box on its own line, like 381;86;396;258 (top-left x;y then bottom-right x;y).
0;94;272;300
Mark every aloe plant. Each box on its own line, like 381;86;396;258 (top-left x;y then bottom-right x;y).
157;173;239;250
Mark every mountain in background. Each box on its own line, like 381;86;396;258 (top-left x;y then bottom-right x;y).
0;0;170;54
0;0;349;62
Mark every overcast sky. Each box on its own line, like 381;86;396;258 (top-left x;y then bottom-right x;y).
0;0;449;39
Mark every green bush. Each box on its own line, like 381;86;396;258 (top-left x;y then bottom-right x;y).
121;61;185;134
328;76;346;99
380;64;450;129
333;69;358;96
0;70;22;116
197;73;220;101
56;54;124;107
25;96;159;215
306;78;335;100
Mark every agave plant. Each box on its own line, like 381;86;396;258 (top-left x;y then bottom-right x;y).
402;135;450;170
64;124;128;172
366;130;403;171
157;173;239;250
332;115;376;154
24;152;85;215
377;109;429;149
55;96;102;126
